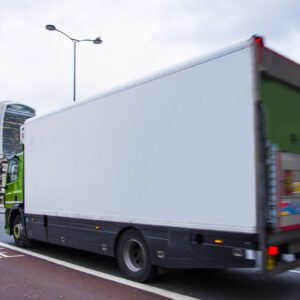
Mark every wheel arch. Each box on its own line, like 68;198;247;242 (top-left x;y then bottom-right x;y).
8;204;24;235
114;226;143;257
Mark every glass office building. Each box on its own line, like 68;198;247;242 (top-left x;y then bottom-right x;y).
0;101;35;156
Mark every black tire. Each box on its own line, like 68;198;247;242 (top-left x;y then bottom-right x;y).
12;214;32;248
117;229;157;282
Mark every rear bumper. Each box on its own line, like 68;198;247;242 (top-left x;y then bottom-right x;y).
260;229;300;275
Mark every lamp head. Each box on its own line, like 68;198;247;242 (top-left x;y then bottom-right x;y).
46;24;56;31
93;37;102;44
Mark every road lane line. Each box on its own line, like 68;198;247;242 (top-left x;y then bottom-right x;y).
0;242;199;300
289;270;300;274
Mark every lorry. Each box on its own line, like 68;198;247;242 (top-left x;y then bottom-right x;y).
3;36;300;282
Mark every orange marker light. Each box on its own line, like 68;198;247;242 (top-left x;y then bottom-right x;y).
214;239;224;244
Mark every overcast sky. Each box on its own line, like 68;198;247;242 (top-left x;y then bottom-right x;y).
0;0;300;115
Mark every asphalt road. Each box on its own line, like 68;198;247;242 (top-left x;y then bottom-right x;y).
1;212;300;300
0;245;170;300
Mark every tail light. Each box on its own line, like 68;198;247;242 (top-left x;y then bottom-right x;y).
254;36;264;47
254;35;264;63
268;246;279;256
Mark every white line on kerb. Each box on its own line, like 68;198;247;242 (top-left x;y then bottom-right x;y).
0;242;198;300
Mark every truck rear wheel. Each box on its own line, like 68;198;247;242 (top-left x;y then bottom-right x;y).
12;215;31;248
117;229;157;282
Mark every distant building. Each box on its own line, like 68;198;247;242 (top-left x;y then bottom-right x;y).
0;101;35;157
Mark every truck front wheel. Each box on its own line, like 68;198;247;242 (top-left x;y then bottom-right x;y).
117;229;157;282
12;215;31;248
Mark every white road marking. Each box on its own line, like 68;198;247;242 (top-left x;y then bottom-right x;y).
289;270;300;274
0;247;25;258
0;242;199;300
0;252;24;258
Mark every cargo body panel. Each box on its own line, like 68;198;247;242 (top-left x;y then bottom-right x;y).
24;43;257;234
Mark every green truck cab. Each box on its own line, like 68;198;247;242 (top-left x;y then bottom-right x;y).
3;152;24;238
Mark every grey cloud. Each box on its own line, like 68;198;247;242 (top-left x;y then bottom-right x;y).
151;0;300;48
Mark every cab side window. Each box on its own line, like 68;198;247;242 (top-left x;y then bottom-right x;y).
7;161;18;183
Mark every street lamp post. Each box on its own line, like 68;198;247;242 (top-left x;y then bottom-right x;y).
46;24;102;102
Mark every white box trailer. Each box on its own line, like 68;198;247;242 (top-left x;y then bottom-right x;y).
5;36;300;281
26;39;257;233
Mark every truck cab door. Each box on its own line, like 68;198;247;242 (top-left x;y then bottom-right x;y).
4;158;22;208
